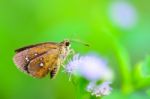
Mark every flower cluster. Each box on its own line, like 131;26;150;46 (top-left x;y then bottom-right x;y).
65;53;113;97
87;81;112;97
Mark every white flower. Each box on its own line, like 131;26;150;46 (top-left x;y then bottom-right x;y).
93;82;112;97
65;53;113;81
65;54;80;75
86;81;112;97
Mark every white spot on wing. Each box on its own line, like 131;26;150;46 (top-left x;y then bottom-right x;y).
39;62;44;67
34;53;38;56
25;57;29;62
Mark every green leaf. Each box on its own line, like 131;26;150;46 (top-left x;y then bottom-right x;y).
133;56;150;89
142;56;150;76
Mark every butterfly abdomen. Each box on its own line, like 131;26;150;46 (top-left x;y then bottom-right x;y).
50;67;59;78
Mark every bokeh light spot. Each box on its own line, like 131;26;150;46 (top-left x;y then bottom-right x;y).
108;1;138;29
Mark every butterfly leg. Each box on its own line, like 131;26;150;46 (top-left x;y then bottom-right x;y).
69;49;75;56
65;48;75;63
61;63;65;68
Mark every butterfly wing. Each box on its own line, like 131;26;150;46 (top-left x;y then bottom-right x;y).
15;42;57;52
13;42;59;74
27;49;60;78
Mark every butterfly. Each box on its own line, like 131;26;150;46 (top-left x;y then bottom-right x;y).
13;40;71;79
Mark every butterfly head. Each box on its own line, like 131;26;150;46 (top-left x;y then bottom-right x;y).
60;39;71;48
63;39;70;47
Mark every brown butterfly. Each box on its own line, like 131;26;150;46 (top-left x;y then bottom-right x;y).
13;40;71;79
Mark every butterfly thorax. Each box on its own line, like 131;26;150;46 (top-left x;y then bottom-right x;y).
59;40;71;61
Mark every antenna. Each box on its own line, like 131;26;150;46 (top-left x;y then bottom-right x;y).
70;39;90;47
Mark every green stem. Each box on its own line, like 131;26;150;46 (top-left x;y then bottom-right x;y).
75;78;83;99
106;32;133;93
90;96;102;99
76;83;81;99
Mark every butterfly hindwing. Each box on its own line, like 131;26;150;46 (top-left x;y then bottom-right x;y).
28;49;60;78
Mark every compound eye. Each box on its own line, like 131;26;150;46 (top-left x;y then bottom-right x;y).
65;41;70;46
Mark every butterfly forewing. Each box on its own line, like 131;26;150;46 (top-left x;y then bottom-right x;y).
15;42;57;52
13;42;59;74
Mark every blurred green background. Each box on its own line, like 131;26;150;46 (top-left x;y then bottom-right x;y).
1;0;150;99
